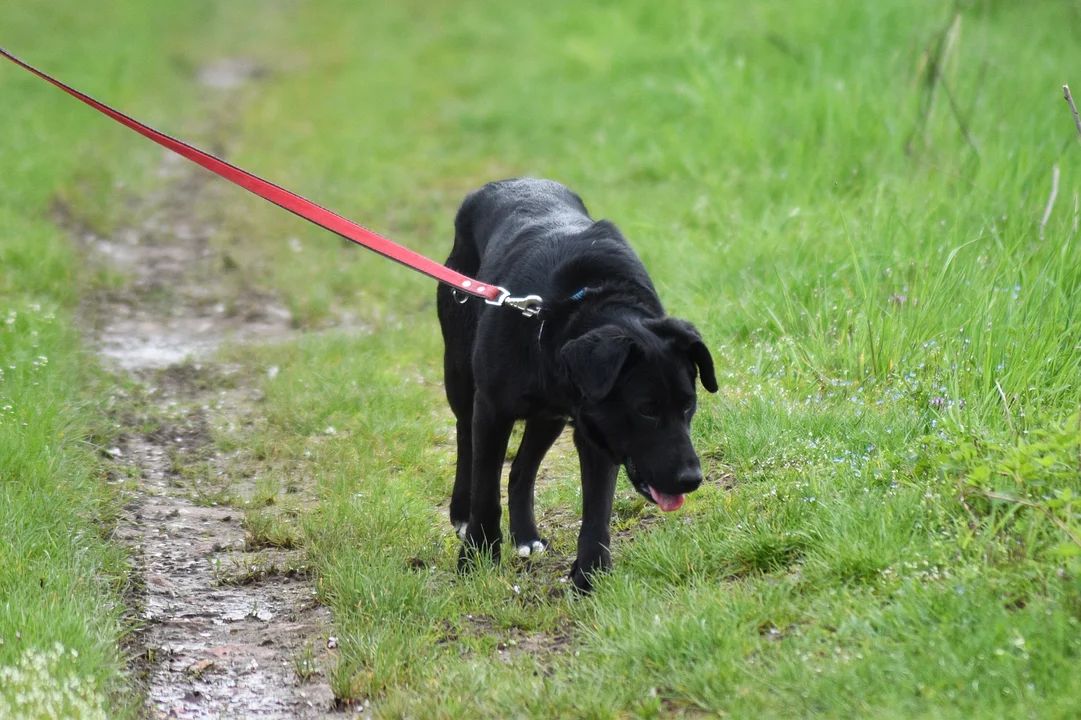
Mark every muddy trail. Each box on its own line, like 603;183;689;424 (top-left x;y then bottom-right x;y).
71;61;341;719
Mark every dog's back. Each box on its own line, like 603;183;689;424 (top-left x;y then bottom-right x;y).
446;178;655;307
452;178;592;274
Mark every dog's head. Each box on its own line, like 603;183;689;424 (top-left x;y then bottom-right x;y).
561;316;718;511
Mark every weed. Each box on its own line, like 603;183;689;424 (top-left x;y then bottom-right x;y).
928;414;1081;564
242;507;302;550
292;641;319;684
210;551;310;586
189;485;239;508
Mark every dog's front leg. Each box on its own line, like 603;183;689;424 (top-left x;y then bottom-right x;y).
457;395;513;571
570;428;618;592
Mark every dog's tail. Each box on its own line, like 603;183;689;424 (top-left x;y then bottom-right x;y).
445;196;483;276
445;232;480;276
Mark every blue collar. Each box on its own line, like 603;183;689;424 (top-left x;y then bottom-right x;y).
569;287;595;302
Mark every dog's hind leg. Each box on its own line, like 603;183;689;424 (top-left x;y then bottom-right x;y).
458;396;514;571
437;280;477;539
508;416;565;556
442;336;475;537
448;402;473;540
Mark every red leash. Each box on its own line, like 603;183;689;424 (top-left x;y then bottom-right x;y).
0;46;542;317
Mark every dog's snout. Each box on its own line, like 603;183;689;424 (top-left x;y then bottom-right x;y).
675;467;703;493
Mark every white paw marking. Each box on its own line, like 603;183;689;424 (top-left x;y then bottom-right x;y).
455;523;467;540
516;540;547;557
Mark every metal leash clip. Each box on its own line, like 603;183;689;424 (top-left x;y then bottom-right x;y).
486;287;544;318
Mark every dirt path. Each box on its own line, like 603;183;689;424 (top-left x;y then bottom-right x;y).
71;61;340;719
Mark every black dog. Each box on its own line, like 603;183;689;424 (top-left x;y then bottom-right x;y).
436;178;717;592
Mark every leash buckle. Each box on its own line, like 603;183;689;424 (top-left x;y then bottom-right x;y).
486;287;543;318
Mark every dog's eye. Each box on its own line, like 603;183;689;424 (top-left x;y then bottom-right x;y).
638;402;659;419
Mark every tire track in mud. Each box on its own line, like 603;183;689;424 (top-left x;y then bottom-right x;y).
72;60;339;719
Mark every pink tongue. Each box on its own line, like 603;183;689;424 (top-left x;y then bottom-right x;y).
648;486;685;512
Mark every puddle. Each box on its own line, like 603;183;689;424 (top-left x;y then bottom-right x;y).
197;59;265;90
98;308;294;370
99;319;222;370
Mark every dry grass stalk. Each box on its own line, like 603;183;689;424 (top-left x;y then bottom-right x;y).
1064;85;1081;138
1040;165;1060;240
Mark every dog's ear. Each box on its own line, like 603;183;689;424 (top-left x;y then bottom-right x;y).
643;317;718;393
560;325;634;402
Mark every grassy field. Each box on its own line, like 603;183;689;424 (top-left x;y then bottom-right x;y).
4;0;1081;716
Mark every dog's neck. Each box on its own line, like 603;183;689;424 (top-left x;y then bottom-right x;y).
540;278;658;330
533;279;664;413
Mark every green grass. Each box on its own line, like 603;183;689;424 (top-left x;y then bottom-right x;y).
5;0;1081;716
203;0;1081;716
0;2;217;715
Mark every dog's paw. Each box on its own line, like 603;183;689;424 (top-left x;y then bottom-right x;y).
568;559;593;594
457;525;501;574
457;539;501;573
516;539;548;557
568;556;610;594
454;522;468;540
457;543;478;573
